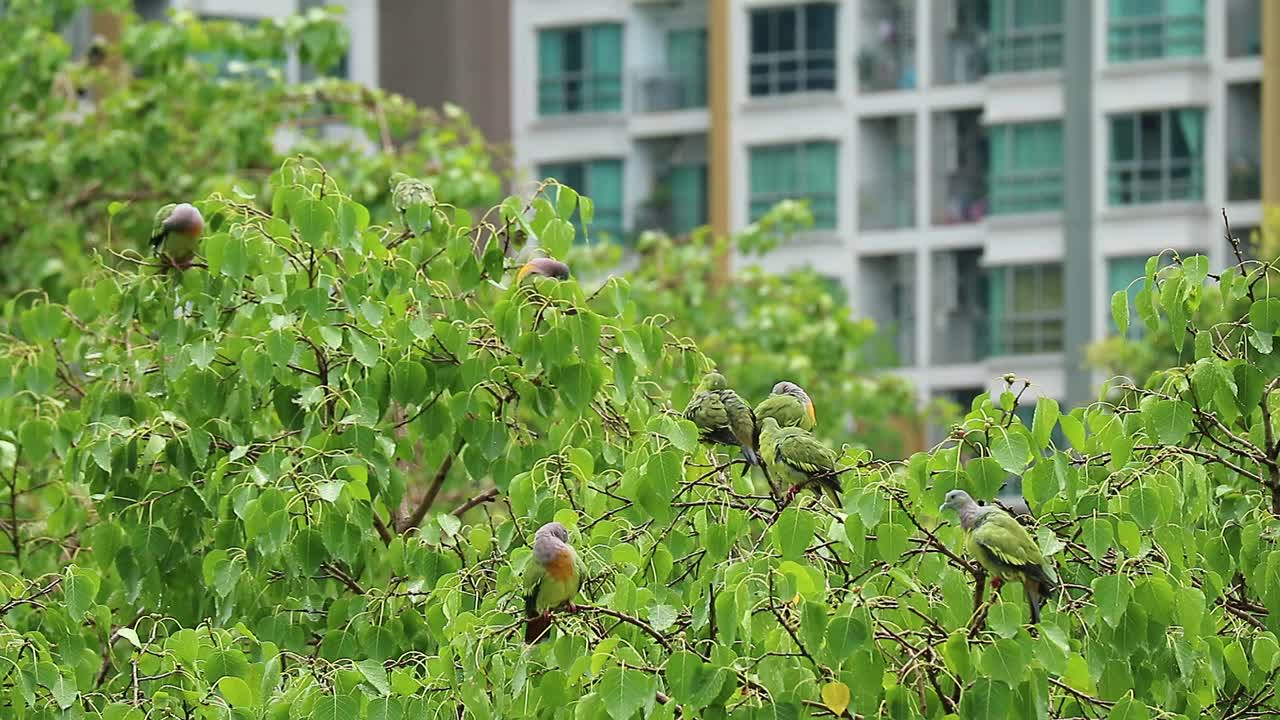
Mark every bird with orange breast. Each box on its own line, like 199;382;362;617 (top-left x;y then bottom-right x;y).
522;521;585;643
150;203;205;270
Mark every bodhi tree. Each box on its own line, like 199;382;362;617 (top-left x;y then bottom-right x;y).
1;151;1279;717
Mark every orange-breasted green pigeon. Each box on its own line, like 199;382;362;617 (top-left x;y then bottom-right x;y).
940;489;1058;623
523;521;585;643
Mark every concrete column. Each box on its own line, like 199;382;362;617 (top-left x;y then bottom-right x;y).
1063;0;1094;407
1264;0;1280;206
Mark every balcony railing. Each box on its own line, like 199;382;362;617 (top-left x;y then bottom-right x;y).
858;45;917;92
1108;158;1204;205
991;168;1063;215
632;66;706;113
933;171;989;225
1108;13;1205;63
859;175;916;230
1227;157;1261;201
990;26;1063;73
937;35;987;84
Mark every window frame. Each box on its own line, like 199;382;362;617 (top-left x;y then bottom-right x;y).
989;120;1065;215
748;141;839;229
748;2;838;97
1107;0;1205;63
538;24;624;116
990;0;1064;74
994;264;1065;355
1107;108;1204;206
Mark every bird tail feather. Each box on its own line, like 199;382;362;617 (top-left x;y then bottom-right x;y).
524;593;552;644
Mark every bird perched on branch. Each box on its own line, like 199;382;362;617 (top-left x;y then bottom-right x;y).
523;521;585;643
758;417;840;504
149;202;204;270
517;257;571;283
684;372;761;467
754;380;816;432
940;489;1057;623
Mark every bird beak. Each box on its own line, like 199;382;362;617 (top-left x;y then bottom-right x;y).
938;503;947;514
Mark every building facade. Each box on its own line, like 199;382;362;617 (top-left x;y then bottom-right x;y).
511;0;1270;418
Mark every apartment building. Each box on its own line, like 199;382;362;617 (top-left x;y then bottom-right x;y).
511;0;1272;417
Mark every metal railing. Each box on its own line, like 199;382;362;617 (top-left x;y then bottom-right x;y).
1108;158;1204;205
1108;13;1205;62
933;170;989;225
632;66;706;113
538;72;624;115
990;25;1063;73
990;168;1063;214
857;44;916;92
748;49;838;96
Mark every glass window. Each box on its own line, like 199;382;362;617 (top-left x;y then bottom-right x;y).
749;142;838;229
1108;0;1204;62
990;120;1064;214
749;3;837;97
1108;108;1204;205
990;0;1064;73
538;24;623;116
538;159;625;240
988;264;1064;355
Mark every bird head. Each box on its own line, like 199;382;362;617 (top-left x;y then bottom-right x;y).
772;380;815;423
165;203;205;237
698;372;728;392
939;489;974;514
759;417;781;434
536;521;570;543
517;257;571;283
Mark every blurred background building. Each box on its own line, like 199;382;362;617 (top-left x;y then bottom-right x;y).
511;0;1272;422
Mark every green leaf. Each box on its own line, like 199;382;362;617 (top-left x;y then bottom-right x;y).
1111;290;1129;337
825;614;868;658
961;678;1011;719
556;184;578;219
1031;396;1060;449
1092;574;1132;628
965;457;1004;499
978;638;1028;685
356;658;391;696
664;651;724;710
989;428;1031;473
772;507;815;561
1250;297;1280;334
1107;695;1151;720
217;676;256;708
1146;399;1193;445
597;667;653;720
19;418;53;461
312;694;360;720
294;197;331;248
64;566;99;621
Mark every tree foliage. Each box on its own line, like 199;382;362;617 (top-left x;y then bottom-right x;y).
3;4;1280;720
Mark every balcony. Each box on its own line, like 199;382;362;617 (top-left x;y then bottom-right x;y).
931;249;989;365
861;253;917;367
858;0;917;92
633;66;706;113
1227;82;1260;202
988;0;1062;74
859;115;916;230
932;0;989;85
932;109;988;225
1227;0;1261;57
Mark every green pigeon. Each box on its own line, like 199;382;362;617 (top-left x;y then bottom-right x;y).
150;202;204;269
683;372;761;466
754;380;816;432
517;257;570;283
940;489;1058;623
523;521;585;643
758;417;840;503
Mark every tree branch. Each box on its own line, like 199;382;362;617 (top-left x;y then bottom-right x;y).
399;438;465;534
451;487;499;517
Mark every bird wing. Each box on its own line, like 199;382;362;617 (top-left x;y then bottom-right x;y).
149;203;177;248
777;429;837;475
970;511;1044;570
719;390;757;451
522;555;546;616
685;392;729;434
